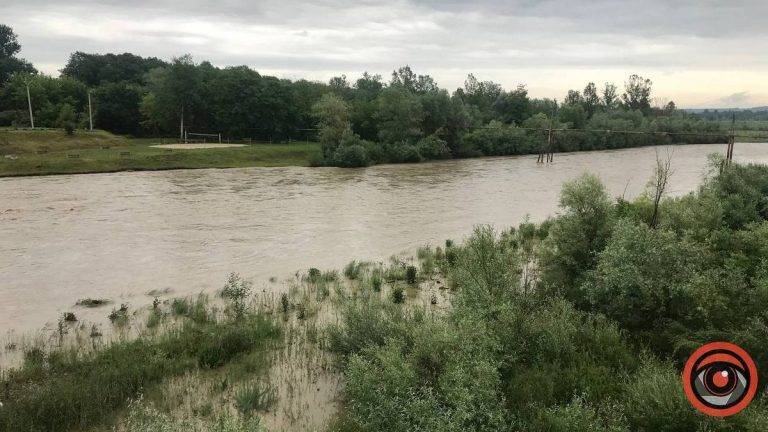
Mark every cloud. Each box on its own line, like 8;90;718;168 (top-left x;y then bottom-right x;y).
3;0;768;106
701;91;768;109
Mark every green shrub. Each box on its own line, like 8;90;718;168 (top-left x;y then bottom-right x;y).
333;144;371;167
370;273;382;292
307;267;322;282
344;260;364;280
405;265;418;284
171;297;190;316
416;134;451;160
220;273;252;320
280;293;290;313
386;142;423;163
391;285;405;303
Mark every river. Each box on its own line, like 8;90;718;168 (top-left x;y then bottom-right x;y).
1;143;767;335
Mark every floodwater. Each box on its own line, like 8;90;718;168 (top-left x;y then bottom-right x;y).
1;143;767;335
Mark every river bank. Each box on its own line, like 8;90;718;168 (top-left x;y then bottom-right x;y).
0;129;321;177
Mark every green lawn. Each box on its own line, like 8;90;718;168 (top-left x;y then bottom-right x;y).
0;128;321;177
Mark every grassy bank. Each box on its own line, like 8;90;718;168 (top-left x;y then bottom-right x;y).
0;128;321;177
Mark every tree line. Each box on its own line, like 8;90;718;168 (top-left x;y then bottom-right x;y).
0;24;726;167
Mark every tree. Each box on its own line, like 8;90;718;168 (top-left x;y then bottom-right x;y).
292;79;331;131
313;93;350;159
390;66;439;94
419;89;452;135
461;74;502;122
350;72;383;140
492;85;530;125
601;83;618;110
622;74;652;113
1;73;86;127
354;72;383;100
145;55;203;138
539;174;614;302
583;220;700;333
582;82;599;117
374;87;424;144
56;103;77;134
663;101;677;115
529;98;558;117
563;89;584;107
139;93;161;135
602;83;619;111
559;104;587;129
61;52;166;86
648;151;673;228
0;24;36;84
328;75;353;99
93;82;143;135
207;66;297;139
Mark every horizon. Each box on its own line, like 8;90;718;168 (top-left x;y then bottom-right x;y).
4;0;768;109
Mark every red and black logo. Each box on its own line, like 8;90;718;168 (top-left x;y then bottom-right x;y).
682;342;758;417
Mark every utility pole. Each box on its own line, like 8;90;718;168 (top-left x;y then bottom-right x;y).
87;90;94;131
179;105;184;142
25;81;35;129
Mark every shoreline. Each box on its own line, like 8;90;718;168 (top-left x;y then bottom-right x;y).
1;140;752;179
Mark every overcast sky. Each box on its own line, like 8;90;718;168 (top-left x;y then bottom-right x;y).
4;0;768;108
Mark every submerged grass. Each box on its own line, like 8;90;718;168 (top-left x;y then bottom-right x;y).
0;308;279;431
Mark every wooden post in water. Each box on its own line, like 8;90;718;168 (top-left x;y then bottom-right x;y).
727;113;735;163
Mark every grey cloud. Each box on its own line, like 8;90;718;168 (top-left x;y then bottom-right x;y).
3;0;768;106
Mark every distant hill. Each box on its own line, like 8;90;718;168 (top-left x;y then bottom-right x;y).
684;106;768;113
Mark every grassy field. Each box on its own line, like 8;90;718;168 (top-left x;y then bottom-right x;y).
0;128;321;177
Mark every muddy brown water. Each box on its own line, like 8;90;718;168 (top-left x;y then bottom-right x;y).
2;143;767;336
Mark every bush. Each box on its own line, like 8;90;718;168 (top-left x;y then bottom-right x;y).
583;221;702;338
332;144;371;167
220;273;252;319
307;267;322;282
344;260;364;280
391;285;405;304
539;173;614;302
405;265;418;284
385;142;423;163
622;359;704;431
171;297;190;316
329;129;374;167
459;120;531;157
370;273;382;292
416;134;451;160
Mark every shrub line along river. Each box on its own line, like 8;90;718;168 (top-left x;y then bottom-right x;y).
1;143;767;335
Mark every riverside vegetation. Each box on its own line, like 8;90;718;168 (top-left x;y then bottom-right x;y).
1;23;733;174
2;156;768;431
